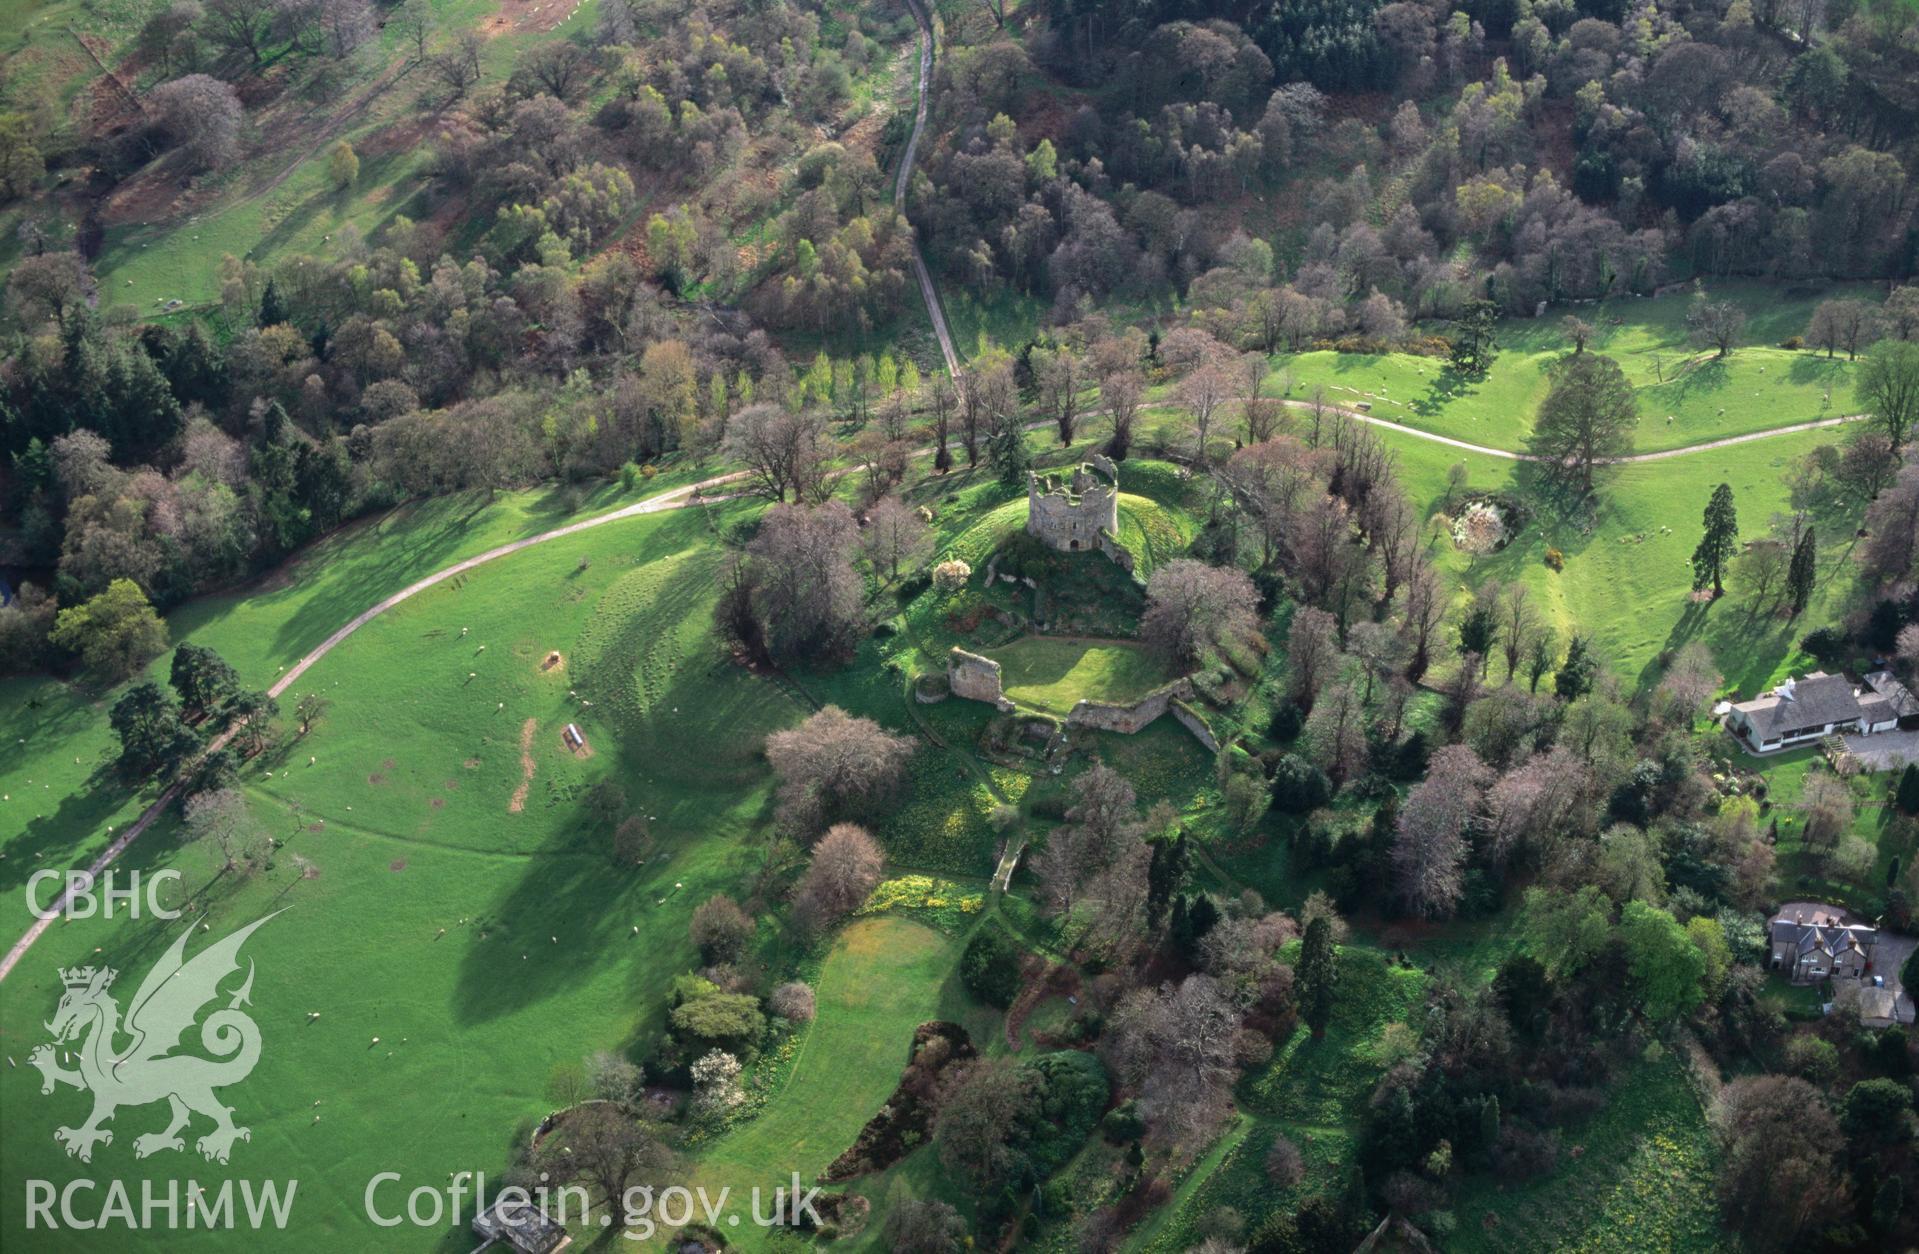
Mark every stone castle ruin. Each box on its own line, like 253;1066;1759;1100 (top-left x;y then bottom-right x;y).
1027;456;1121;555
944;648;1217;750
947;648;1014;711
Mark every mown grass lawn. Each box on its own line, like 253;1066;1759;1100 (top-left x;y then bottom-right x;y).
993;637;1171;715
688;916;957;1245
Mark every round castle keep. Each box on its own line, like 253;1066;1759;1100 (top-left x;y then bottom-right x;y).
1026;454;1120;552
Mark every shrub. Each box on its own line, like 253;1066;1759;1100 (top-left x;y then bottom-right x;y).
1101;1100;1146;1144
689;895;755;964
1785;1034;1840;1084
1781;335;1804;350
1016;1051;1109;1176
1801;627;1845;662
931;559;972;594
1271;753;1333;814
769;981;816;1023
1544;547;1565;571
669;990;765;1046
960;925;1024;1008
1265;1132;1305;1187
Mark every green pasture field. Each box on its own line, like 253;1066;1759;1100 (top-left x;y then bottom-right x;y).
0;496;806;1252
0;470;709;939
1271;280;1884;455
1360;423;1863;696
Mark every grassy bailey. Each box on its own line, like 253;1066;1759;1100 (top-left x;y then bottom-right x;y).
993;637;1171;715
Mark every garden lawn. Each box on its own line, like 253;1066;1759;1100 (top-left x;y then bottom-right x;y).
992;637;1171;715
687;916;957;1248
1750;747;1912;910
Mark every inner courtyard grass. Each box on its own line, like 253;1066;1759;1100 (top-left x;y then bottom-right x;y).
991;637;1172;715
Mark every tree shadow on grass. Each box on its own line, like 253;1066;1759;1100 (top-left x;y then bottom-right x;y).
451;577;788;1025
245;143;422;264
1641;355;1728;411
1787;352;1850;393
1411;365;1477;418
0;766;148;900
1696;603;1807;698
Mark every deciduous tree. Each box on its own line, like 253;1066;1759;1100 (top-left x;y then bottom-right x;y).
1393;744;1488;918
766;706;911;836
50;579;167;680
1860;339;1919;451
794;822;884;929
1142;560;1259;667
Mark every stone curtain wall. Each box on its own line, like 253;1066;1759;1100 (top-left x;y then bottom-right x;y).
1066;678;1216;751
1170;700;1220;752
1066;679;1190;733
947;655;1218;750
948;648;1014;711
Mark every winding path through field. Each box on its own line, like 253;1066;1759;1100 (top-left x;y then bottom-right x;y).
0;474;737;983
0;393;1877;982
1292;400;1868;463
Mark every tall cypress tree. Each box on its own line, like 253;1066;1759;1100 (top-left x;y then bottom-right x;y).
1898;764;1919;817
1298;915;1339;1038
258;277;288;328
1556;634;1598;700
1145;832;1189;930
1787;527;1817;616
1691;483;1738;596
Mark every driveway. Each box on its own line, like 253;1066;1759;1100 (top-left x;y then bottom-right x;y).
1842;728;1919;771
1872;930;1919;1026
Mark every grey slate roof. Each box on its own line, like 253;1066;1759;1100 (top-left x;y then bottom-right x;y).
1740;672;1862;739
474;1198;569;1254
1771;907;1877;960
1867;671;1919;718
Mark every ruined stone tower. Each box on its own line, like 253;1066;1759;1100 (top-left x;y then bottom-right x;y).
1026;455;1120;553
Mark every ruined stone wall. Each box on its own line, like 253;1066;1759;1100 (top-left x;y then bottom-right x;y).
1096;529;1135;575
1170;700;1220;752
948;648;1012;710
1066;678;1195;735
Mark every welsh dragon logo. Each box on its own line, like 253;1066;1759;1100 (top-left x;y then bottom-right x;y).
29;912;279;1165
